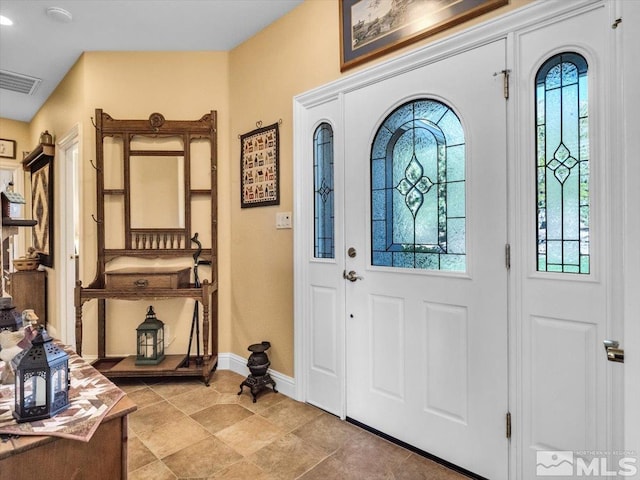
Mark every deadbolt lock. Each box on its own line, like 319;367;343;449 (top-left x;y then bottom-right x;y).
348;247;357;258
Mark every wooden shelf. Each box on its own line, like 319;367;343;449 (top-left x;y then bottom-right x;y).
22;142;55;170
80;281;215;300
2;218;37;227
92;354;218;383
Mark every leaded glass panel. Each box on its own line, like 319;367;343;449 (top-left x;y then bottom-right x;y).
371;99;465;271
313;123;335;258
535;53;589;274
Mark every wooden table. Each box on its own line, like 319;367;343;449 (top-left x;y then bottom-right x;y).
0;395;136;479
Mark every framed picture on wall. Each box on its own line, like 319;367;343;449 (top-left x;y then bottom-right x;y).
340;0;508;71
240;122;280;208
0;139;16;159
30;155;54;267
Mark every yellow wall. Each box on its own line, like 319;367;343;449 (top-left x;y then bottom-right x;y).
227;0;532;376
0;118;30;195
0;118;30;159
1;0;533;377
228;0;341;377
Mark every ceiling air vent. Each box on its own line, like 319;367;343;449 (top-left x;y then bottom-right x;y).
0;70;42;95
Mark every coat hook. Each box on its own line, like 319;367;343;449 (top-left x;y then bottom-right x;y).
278;118;283;125
91;214;102;224
612;18;622;29
89;159;101;172
90;116;97;129
256;120;263;128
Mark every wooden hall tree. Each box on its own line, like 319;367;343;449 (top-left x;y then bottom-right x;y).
75;109;218;384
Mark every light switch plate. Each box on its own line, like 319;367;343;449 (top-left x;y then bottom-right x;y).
276;212;292;229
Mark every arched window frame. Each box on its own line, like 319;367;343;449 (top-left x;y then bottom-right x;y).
313;122;335;259
370;98;466;271
535;51;590;274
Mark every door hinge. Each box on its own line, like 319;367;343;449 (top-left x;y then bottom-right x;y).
506;412;512;439
494;69;510;99
505;243;511;270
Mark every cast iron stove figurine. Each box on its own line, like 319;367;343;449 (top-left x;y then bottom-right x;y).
238;341;277;402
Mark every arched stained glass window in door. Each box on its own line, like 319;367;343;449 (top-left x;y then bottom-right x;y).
313;123;335;259
371;99;466;271
535;52;589;273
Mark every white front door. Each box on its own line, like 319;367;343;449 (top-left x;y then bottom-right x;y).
343;39;508;479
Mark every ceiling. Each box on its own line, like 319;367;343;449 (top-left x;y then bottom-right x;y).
0;0;304;122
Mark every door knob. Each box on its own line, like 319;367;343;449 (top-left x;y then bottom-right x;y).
343;270;363;282
603;340;624;363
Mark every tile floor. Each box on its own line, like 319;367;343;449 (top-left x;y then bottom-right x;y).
116;370;470;480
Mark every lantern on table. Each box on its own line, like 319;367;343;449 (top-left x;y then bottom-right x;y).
12;326;70;423
136;306;165;365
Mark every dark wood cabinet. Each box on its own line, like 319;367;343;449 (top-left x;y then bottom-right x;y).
9;269;47;326
0;395;136;479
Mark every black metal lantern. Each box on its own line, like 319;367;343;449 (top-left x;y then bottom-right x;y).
0;297;23;332
136;306;165;365
12;326;70;423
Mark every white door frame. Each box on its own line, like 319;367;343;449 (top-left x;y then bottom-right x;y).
620;0;640;468
294;0;634;476
56;123;81;346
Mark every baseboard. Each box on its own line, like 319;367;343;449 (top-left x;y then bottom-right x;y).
217;352;296;399
79;351;296;399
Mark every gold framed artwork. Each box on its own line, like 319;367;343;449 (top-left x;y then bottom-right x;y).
240;122;280;208
340;0;508;71
0;139;16;159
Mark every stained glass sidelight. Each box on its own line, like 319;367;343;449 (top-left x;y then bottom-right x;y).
535;53;589;273
371;99;465;271
314;123;335;258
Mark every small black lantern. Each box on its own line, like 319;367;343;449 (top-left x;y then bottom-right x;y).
136;306;165;365
0;297;23;332
12;326;70;423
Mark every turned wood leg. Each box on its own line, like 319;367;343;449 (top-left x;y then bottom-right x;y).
75;304;83;356
202;300;210;361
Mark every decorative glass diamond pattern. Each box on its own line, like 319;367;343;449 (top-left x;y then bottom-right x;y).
317;179;332;203
395;154;434;217
548;143;578;184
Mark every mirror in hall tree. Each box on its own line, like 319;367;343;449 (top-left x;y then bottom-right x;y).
128;135;186;230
